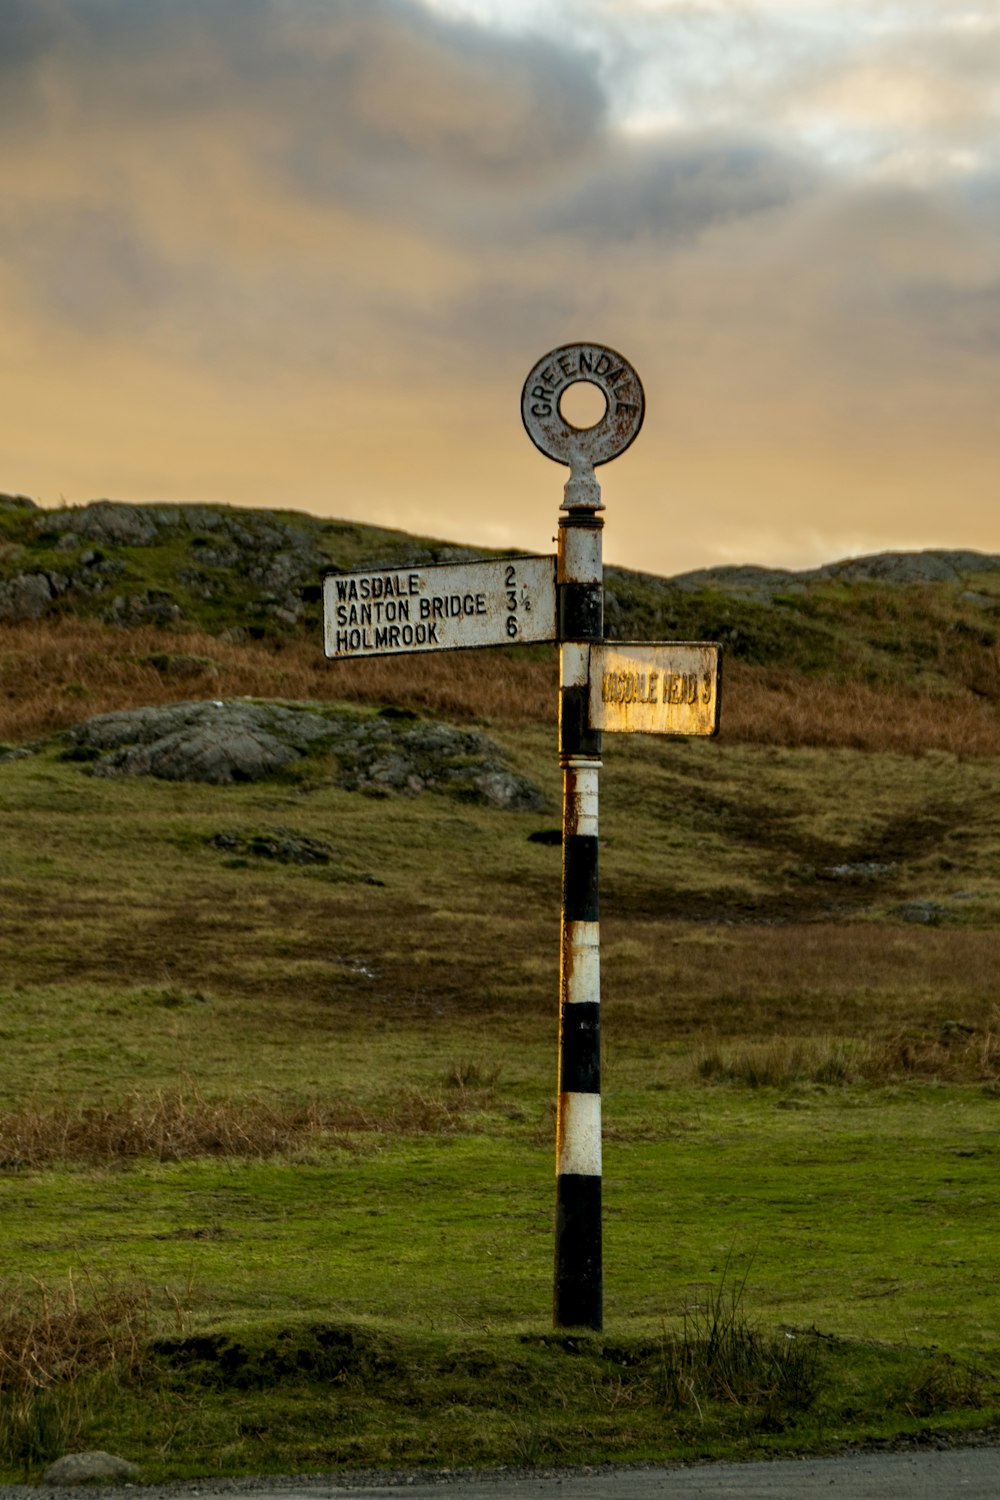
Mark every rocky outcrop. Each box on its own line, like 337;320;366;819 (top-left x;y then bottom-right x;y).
668;549;1000;601
61;700;547;808
40;500;327;628
49;499;163;547
0;497;483;631
66;700;335;784
333;715;546;808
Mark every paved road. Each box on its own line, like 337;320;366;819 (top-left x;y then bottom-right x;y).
10;1447;1000;1499
272;1448;1000;1498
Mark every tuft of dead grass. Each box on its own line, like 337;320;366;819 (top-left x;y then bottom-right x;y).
0;1274;152;1469
0;1275;149;1396
0;1087;488;1169
695;1019;1000;1088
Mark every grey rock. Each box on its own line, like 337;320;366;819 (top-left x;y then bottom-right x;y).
68;701;337;785
94;724;292;783
893;899;948;925
248;549;315;593
210;827;337;865
268;604;301;626
105;592;183;626
0;491;37;510
0;571;53;621
819;861;894;882
393;724;548;810
47;500;162;547
41;1451;139;1485
365;752;411;789
464;768;548;811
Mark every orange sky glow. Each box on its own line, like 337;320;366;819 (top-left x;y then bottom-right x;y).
2;1;998;574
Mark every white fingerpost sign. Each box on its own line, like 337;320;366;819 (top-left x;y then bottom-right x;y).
324;554;557;658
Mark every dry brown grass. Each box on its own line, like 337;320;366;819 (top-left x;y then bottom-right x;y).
0;1274;152;1468
602;924;1000;1045
724;666;1000;758
695;1018;1000;1088
0;1274;149;1395
0;620;554;741
3;620;1000;756
0;1087;490;1169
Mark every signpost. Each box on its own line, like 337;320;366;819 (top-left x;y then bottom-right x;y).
323;341;722;1331
323;555;557;658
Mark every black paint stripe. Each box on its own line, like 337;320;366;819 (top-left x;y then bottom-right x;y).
563;834;599;922
559;685;601;759
560;1003;601;1093
712;645;724;735
559;581;603;643
554;1174;602;1330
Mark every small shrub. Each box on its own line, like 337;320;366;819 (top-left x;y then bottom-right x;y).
445;1058;502;1090
655;1262;820;1428
889;1355;988;1417
0;1275;150;1469
0;1389;70;1468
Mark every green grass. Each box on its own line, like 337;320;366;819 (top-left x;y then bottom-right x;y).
2;728;1000;1476
0;1123;997;1479
4;1297;989;1479
1;1093;998;1351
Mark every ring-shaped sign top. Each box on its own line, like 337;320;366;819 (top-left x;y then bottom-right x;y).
521;343;645;468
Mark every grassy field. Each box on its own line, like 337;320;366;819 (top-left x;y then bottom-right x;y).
1;678;1000;1478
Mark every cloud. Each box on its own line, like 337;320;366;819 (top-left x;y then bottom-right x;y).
3;0;606;187
0;0;998;572
542;133;820;242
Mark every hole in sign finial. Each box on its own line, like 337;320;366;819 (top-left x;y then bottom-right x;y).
558;381;608;431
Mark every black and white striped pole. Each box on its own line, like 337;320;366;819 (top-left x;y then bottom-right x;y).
521;345;645;1331
326;345;720;1330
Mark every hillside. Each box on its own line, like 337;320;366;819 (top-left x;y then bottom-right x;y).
3;491;1000;755
3;492;1000;1475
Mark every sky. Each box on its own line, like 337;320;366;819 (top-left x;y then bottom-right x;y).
2;0;998;575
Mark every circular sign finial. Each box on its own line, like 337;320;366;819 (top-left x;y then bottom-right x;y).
521;343;644;505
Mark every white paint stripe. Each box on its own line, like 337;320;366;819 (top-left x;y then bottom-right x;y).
557;1092;602;1177
560;642;590;687
561;527;602;584
563;921;600;1003
567;777;598;836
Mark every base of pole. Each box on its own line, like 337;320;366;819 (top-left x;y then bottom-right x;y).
554;1173;602;1330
